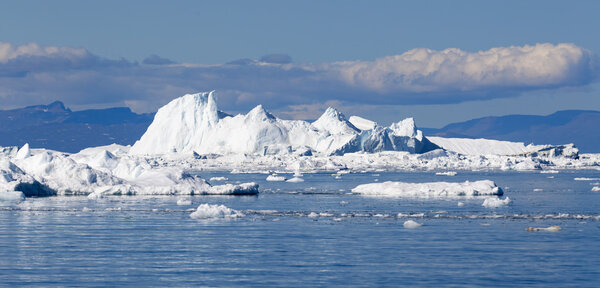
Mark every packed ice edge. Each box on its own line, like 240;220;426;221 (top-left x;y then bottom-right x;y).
1;91;597;200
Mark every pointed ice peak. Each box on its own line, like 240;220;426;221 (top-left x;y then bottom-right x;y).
247;104;276;121
389;117;421;139
313;107;359;135
16;143;31;160
322;107;343;119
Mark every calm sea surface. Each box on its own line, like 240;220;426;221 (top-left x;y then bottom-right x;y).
1;170;599;287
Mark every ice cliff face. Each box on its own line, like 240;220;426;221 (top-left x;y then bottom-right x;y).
130;91;439;156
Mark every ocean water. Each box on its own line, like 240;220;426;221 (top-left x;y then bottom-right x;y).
1;170;599;287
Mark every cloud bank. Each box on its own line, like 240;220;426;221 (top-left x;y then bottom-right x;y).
0;41;596;117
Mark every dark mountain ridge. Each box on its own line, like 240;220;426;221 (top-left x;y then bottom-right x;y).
0;101;154;153
423;110;600;153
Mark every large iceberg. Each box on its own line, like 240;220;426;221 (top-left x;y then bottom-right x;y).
0;143;259;199
130;91;439;156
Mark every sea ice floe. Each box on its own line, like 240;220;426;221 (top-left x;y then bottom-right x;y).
209;176;228;181
482;197;511;208
189;203;243;219
574;177;600;181
352;180;502;198
591;186;600;191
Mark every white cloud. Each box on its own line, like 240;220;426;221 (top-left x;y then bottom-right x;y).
332;43;594;93
0;42;596;114
0;42;88;63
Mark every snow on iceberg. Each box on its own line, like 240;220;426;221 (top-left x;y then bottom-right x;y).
130;91;439;156
351;180;503;198
190;203;244;219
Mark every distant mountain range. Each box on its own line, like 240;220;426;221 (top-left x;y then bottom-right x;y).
1;101;599;153
422;110;600;153
0;101;154;153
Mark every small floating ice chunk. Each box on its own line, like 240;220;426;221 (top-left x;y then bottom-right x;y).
403;220;422;228
574;177;600;181
526;225;561;232
286;177;304;183
266;174;286;181
307;212;319;218
540;170;559;174
177;198;192;206
436;171;457;176
482;197;511;208
189;203;243;219
0;191;25;202
457;202;465;207
209;176;228;181
352;180;502;198
591;187;600;192
533;188;544;192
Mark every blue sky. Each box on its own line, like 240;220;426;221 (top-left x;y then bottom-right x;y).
1;0;599;127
